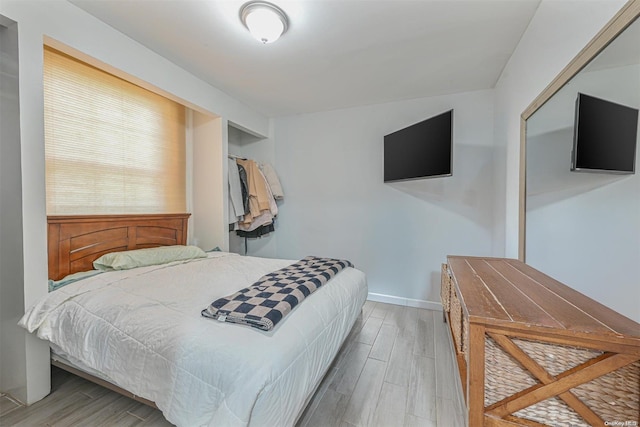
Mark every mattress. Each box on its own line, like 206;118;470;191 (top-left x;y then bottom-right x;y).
20;252;368;427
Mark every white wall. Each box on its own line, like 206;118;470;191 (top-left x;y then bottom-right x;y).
192;114;229;252
0;13;51;405
274;90;495;307
0;16;43;404
0;0;270;403
493;0;626;258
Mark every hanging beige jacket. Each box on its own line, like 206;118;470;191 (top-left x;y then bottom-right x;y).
238;169;278;232
259;162;284;200
236;159;272;226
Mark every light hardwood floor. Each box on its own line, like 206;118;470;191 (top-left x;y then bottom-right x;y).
0;302;466;427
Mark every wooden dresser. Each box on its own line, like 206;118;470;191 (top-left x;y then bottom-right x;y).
441;256;640;427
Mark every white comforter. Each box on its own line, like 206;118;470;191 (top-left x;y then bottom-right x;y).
20;252;368;427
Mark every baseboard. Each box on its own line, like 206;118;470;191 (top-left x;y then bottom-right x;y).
367;292;442;311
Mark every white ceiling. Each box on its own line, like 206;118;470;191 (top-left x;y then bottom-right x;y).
70;0;541;117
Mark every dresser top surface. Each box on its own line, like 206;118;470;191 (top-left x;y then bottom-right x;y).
446;256;640;342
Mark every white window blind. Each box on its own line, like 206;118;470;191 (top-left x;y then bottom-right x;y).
44;46;186;215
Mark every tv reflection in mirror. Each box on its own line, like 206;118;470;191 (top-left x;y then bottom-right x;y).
572;93;638;174
383;110;453;183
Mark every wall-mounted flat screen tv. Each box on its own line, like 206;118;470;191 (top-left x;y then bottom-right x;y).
572;93;638;174
384;110;453;183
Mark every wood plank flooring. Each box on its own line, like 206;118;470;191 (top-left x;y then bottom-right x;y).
0;302;466;427
296;301;466;427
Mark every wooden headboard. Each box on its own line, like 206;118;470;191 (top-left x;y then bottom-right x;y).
48;214;191;280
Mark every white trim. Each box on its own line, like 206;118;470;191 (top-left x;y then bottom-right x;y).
367;292;442;311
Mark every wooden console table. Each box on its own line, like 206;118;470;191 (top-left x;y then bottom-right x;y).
441;256;640;426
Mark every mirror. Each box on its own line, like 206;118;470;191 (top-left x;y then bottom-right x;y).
522;9;639;322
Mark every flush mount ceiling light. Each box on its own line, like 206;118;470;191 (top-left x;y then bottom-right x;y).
240;1;289;44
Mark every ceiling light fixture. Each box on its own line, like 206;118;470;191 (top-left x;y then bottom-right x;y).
240;1;289;44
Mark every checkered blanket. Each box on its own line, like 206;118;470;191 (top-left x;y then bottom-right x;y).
201;256;353;331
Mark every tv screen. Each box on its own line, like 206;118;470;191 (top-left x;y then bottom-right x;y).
384;110;452;183
572;93;638;174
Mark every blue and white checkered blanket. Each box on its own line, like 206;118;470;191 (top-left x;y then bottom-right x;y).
201;256;353;331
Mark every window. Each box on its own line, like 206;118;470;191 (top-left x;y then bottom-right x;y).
44;46;186;215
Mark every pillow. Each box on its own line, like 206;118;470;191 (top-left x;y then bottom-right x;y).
93;245;207;271
49;270;102;292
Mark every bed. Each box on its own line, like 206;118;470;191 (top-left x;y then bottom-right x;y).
20;214;368;427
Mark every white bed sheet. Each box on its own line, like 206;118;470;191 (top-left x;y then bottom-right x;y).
20;252;368;427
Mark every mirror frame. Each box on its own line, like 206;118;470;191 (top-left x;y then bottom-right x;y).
518;0;640;260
